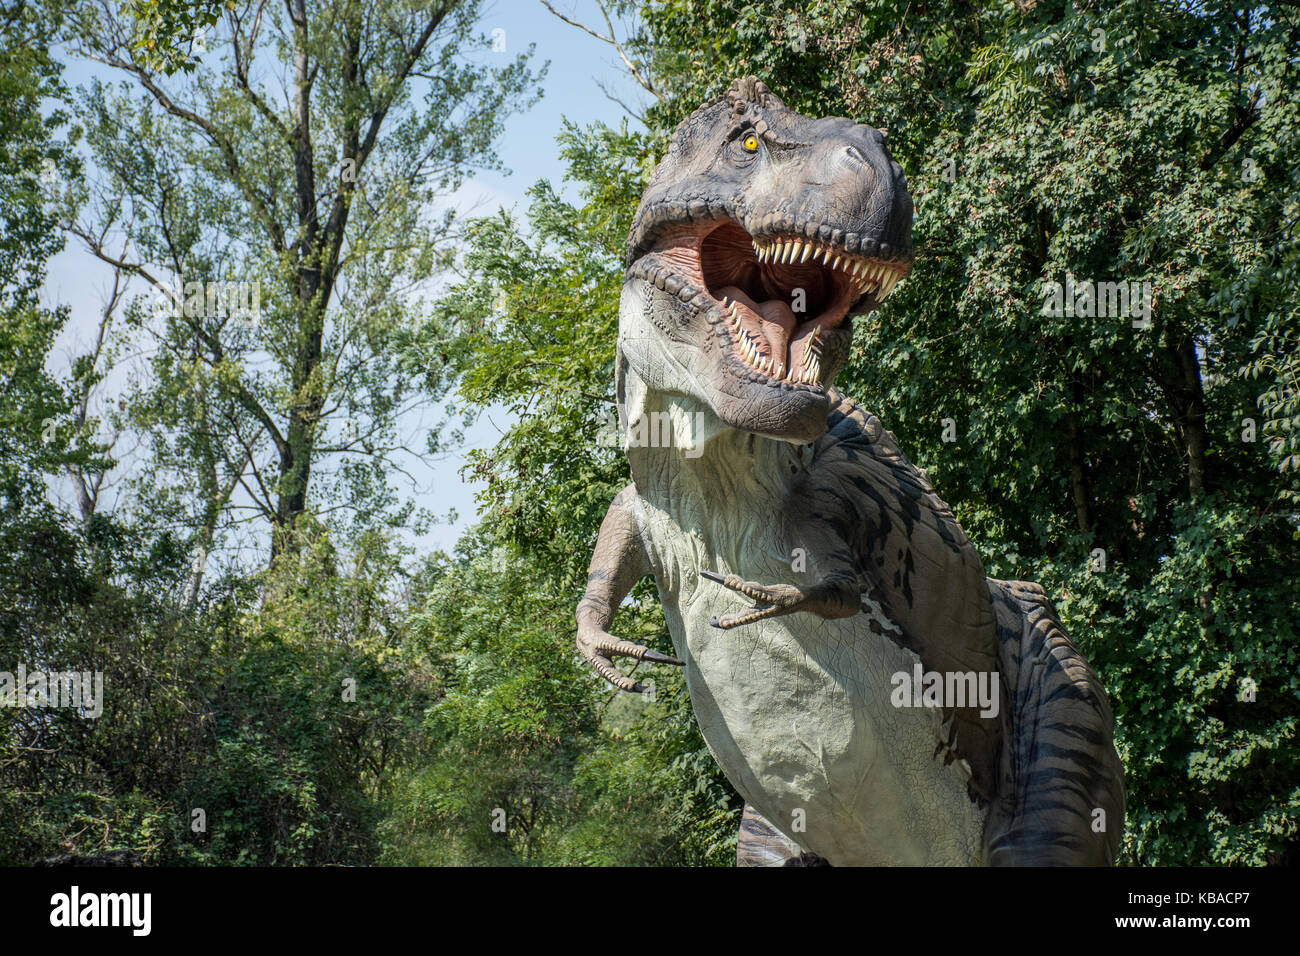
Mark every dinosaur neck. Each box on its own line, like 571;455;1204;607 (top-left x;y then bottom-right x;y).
618;357;805;512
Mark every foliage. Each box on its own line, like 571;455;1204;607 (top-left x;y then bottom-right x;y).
122;0;232;73
0;0;87;490
0;498;432;864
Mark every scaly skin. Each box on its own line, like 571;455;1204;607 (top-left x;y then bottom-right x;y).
575;78;1125;866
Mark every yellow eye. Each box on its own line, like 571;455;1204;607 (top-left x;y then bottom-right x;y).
742;133;759;152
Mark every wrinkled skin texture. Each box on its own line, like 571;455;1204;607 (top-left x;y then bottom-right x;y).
575;78;1125;865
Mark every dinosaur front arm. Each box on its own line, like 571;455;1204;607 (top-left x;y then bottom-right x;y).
701;566;861;629
577;485;683;692
703;490;864;629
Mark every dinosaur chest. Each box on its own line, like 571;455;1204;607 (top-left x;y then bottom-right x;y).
632;489;987;866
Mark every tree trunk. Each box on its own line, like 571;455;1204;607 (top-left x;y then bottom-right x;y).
1174;335;1211;498
1067;373;1094;536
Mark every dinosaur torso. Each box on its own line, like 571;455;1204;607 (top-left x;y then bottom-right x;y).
622;373;987;865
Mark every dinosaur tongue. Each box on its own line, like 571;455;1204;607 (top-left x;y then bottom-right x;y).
717;284;821;372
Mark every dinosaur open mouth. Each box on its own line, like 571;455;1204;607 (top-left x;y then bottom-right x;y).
695;221;910;384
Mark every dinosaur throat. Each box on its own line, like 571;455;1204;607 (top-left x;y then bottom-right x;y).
643;220;910;385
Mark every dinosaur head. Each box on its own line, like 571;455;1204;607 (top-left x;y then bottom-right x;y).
619;77;913;445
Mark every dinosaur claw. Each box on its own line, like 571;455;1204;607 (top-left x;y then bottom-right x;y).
642;648;685;665
700;569;727;584
712;606;785;629
580;629;684;689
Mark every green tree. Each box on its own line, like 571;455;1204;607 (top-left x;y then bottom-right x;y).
1;2;487;865
60;0;544;565
0;0;87;492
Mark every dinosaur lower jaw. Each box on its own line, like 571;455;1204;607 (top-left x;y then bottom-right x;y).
648;220;911;386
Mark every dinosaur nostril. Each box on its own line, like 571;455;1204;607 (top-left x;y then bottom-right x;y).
844;145;869;165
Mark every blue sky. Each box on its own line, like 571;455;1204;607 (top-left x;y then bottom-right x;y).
42;1;647;557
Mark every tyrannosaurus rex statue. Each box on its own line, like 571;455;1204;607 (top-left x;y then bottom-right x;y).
575;77;1125;866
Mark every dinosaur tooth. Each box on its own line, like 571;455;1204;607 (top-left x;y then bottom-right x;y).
799;241;811;263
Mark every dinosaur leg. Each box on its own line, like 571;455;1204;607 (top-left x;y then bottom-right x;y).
736;803;829;866
577;485;683;692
